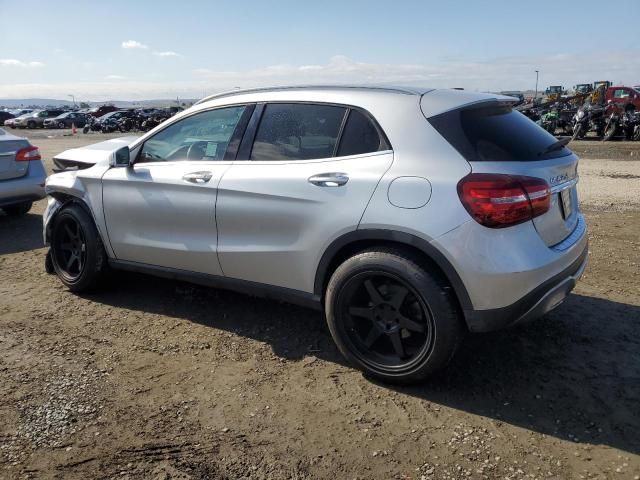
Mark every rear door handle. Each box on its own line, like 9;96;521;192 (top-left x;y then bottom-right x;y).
308;172;349;187
183;171;213;184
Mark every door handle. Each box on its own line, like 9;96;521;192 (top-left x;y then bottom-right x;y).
308;172;349;187
183;171;213;184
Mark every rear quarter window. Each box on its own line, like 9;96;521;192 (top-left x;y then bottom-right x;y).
337;109;387;156
428;103;571;161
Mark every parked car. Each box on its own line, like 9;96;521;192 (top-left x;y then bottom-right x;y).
0;128;46;216
14;110;66;129
5;112;36;128
44;111;89;129
3;110;34;128
44;86;588;383
88;105;118;118
0;111;14;124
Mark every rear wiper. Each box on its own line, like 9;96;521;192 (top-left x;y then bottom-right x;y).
539;136;571;157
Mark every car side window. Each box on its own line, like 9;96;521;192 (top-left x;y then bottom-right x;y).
139;106;246;163
250;103;346;161
337;109;385;156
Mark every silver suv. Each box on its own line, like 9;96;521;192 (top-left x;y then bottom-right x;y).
44;86;588;383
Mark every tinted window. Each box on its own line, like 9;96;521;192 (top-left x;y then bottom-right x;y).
337;109;384;156
250;103;346;161
139;106;245;163
429;104;570;161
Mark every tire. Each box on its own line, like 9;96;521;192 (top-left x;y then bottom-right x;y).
27;121;36;129
83;126;90;134
324;248;464;384
58;121;66;129
603;121;617;141
571;123;583;140
2;201;32;216
50;204;107;292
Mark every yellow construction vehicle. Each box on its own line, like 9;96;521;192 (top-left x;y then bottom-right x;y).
590;81;611;105
544;85;566;102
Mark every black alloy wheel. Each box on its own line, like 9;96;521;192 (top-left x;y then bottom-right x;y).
336;271;435;371
52;215;87;282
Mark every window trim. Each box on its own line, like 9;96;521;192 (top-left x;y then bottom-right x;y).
236;100;392;162
132;103;255;165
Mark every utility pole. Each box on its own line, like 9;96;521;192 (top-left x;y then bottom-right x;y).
534;70;539;102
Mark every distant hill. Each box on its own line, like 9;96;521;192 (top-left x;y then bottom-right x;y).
0;98;197;109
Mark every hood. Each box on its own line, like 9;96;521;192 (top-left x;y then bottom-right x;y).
52;136;139;171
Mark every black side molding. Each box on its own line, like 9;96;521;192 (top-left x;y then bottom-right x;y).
108;259;322;311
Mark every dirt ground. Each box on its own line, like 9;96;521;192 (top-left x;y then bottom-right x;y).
1;130;639;479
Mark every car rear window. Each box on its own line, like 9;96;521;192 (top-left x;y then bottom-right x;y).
428;103;571;161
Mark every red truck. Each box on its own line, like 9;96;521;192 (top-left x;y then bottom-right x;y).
605;85;640;110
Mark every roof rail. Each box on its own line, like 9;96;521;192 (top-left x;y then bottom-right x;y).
194;85;426;105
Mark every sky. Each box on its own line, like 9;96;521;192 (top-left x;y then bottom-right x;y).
1;0;639;101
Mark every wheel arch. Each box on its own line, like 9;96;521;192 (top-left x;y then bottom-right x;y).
314;229;473;314
45;192;103;246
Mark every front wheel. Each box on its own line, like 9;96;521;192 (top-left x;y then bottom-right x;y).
325;249;464;384
572;123;585;140
50;204;107;292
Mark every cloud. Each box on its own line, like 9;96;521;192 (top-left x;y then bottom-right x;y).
153;51;180;57
121;40;148;49
0;59;45;68
105;75;127;80
1;50;639;100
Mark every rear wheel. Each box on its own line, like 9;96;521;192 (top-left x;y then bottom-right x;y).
603;121;617;141
2;201;32;216
27;121;36;129
325;248;464;384
50;204;107;292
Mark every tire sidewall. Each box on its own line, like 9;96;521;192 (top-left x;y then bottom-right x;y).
51;205;105;291
325;250;462;383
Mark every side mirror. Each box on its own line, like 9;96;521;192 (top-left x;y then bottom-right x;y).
112;146;131;167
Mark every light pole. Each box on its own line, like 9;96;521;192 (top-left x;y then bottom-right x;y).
534;70;539;102
68;94;76;107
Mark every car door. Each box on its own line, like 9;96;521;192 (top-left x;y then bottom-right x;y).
216;102;393;293
102;104;252;276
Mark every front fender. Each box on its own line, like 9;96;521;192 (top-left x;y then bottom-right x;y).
43;197;63;246
43;167;114;257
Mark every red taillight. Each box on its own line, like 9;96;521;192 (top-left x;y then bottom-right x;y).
457;173;550;228
15;146;41;162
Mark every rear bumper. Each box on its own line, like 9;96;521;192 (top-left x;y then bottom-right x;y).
464;241;588;332
0;161;47;207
